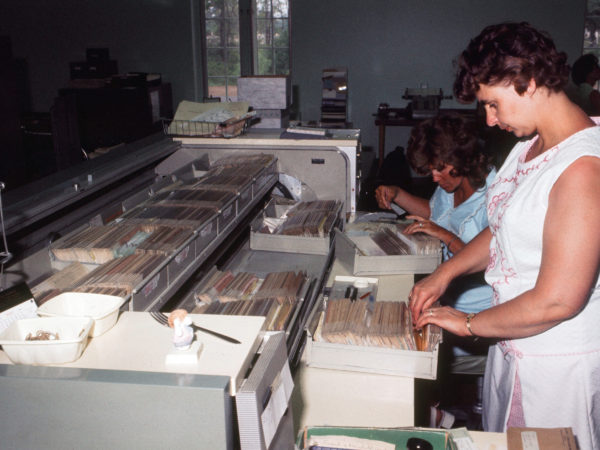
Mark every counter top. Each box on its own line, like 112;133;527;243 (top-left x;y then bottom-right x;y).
0;311;266;395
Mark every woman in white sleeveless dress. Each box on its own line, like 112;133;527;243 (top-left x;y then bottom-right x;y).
409;22;600;449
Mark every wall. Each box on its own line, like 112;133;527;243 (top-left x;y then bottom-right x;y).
1;0;202;112
291;0;586;174
0;0;587;172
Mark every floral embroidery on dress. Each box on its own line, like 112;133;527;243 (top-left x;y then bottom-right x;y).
515;148;558;179
499;339;523;359
487;190;509;218
485;142;560;297
487;246;497;272
487;242;517;295
491;286;501;306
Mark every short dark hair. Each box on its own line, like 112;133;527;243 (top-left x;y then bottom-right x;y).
454;22;570;103
571;53;599;85
407;113;492;190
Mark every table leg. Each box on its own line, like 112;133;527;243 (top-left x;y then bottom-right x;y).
378;123;386;169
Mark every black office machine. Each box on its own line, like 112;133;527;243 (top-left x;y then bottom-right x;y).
403;87;447;119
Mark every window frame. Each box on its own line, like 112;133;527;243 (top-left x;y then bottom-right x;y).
200;0;290;101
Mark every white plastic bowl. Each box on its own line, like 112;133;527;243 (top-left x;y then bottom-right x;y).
36;292;126;337
0;316;93;365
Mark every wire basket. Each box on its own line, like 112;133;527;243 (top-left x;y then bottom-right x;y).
163;112;255;138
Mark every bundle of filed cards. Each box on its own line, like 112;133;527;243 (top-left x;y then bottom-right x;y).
318;298;441;352
258;200;342;238
192;269;308;332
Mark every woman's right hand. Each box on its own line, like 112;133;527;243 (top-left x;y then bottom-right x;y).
375;185;399;209
409;267;452;323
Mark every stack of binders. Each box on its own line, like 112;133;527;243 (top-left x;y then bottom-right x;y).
320;67;348;127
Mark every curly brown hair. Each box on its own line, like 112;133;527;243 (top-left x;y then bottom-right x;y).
454;22;570;103
407;113;492;190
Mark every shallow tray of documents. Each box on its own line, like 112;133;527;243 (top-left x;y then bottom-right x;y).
335;229;441;275
250;227;334;255
249;200;342;256
304;335;438;380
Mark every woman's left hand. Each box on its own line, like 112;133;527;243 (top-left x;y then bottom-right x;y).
404;215;444;239
415;305;470;336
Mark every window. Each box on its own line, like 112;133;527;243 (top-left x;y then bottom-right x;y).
202;0;289;101
203;0;241;100
255;0;289;76
583;1;600;90
585;0;600;59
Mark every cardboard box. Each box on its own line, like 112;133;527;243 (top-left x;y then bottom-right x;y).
237;76;290;109
297;426;455;449
507;427;577;450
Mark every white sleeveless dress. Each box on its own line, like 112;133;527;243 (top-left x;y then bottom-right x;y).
483;122;600;450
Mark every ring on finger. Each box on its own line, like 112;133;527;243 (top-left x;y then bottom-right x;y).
419;222;424;228
428;309;433;316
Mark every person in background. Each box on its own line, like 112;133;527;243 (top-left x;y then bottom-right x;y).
376;114;496;428
410;22;600;448
567;53;600;115
376;113;496;317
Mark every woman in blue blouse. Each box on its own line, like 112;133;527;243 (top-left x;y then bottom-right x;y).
376;113;496;316
376;113;496;428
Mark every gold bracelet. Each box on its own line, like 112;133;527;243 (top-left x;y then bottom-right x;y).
466;313;476;336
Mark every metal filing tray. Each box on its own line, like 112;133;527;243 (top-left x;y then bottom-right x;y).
111;202;220;310
193;215;218;256
251;159;278;199
130;262;170;310
304;324;439;380
193;266;313;342
217;194;239;233
125;204;220;299
167;241;195;283
301;257;440;380
44;159;276;312
249;198;342;256
128;177;275;311
237;182;253;213
303;291;438;380
334;225;442;276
